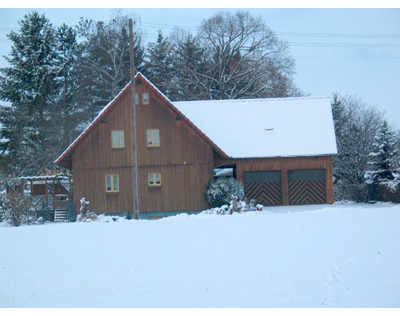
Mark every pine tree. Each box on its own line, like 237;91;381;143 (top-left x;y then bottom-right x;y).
170;32;207;100
54;23;80;148
365;120;399;187
76;13;144;114
143;30;173;97
0;12;60;176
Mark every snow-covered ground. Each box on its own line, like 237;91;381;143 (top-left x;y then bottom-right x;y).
1;203;399;308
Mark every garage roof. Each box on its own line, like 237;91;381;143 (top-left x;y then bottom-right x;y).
173;97;337;158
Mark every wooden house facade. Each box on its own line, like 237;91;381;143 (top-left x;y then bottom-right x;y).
55;73;337;219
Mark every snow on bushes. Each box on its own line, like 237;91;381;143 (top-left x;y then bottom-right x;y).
202;198;263;215
205;177;245;208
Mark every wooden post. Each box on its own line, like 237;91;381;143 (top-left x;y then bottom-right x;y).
129;18;140;220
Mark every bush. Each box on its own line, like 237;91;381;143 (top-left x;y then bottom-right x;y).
0;193;31;227
205;177;244;208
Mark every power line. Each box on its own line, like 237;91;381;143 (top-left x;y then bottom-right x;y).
293;55;400;59
140;21;400;39
288;42;400;48
276;31;400;39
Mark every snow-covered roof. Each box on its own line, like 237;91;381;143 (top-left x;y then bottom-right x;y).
55;72;337;168
173;97;337;158
54;73;228;167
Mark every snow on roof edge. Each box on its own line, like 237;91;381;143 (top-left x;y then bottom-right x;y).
173;95;331;105
54;80;132;165
229;152;337;159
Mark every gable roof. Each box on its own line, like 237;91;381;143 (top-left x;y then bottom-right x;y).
55;73;337;168
54;73;228;168
173;97;337;159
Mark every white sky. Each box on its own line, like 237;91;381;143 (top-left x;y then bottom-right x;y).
0;2;399;128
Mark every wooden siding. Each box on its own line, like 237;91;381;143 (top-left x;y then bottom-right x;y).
71;79;215;215
67;74;335;214
233;156;334;205
135;81;214;213
71;88;135;214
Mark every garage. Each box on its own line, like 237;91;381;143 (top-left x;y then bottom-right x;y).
242;167;329;206
244;171;282;206
288;169;326;205
175;96;336;207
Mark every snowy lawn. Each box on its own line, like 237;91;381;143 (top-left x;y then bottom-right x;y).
1;203;399;308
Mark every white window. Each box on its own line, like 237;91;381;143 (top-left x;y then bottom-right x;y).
134;93;139;105
147;129;160;147
106;174;119;192
111;130;125;148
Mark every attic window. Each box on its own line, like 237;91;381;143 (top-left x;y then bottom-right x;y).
111;130;125;148
142;92;149;105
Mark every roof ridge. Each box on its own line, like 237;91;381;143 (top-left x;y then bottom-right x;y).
173;96;331;104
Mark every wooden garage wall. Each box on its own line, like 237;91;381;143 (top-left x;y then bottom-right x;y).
232;156;334;204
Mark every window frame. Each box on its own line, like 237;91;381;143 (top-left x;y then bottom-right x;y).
111;130;125;148
148;173;161;187
147;129;160;148
106;174;119;193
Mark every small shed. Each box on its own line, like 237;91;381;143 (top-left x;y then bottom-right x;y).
3;174;74;221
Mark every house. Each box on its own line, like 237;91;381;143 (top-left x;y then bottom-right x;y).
55;73;337;219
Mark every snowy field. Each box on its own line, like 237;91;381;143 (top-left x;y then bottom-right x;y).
1;203;399;308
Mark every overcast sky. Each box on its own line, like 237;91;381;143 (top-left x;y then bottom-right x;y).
1;5;399;127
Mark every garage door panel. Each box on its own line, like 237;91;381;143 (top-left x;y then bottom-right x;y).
289;169;326;205
244;171;282;206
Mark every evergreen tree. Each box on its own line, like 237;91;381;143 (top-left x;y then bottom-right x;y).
76;12;144;114
0;13;83;176
365;120;399;187
53;23;81;150
143;30;173;97
0;12;60;176
332;94;383;185
169;32;207;100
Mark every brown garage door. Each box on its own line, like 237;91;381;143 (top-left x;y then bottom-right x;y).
244;171;282;206
288;169;326;205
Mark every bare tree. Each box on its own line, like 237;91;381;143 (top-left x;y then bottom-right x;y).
197;11;301;100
